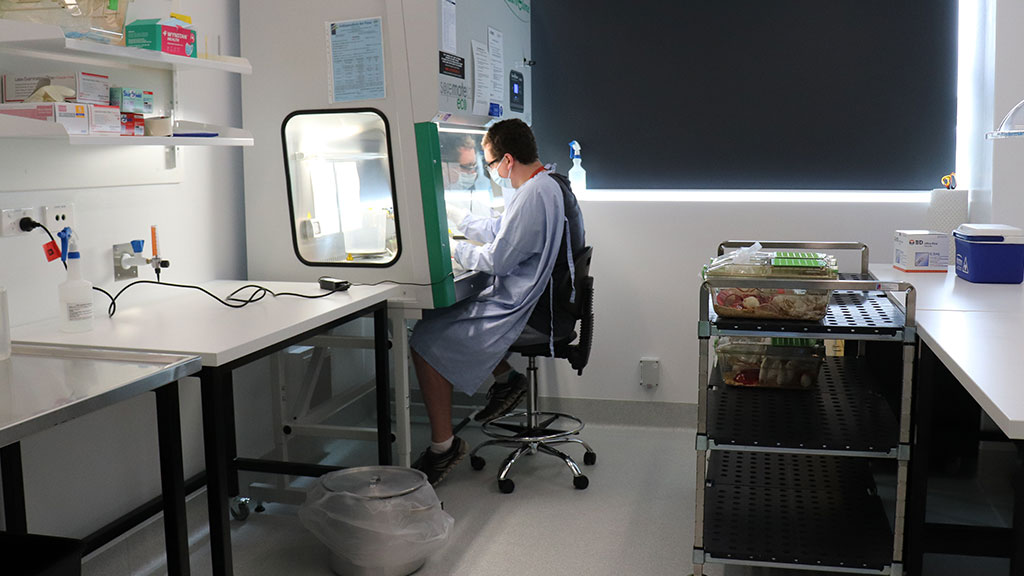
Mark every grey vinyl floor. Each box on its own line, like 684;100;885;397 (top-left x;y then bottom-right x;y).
82;421;1017;576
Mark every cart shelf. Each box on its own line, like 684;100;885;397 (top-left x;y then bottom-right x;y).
710;290;907;340
706;358;901;458
702;451;895;573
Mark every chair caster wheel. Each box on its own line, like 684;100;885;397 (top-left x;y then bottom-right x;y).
583;451;597;466
229;497;251;521
573;475;589;490
254;502;265;513
470;455;486;471
498;478;515;494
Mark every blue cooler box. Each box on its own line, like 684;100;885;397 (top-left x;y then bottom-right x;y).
953;224;1024;284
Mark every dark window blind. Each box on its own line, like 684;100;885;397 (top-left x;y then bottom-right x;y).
531;0;957;190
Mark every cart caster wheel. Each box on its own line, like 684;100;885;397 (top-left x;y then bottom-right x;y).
229;497;251;521
470;455;486;471
583;451;597;466
573;475;589;490
254;501;266;513
498;478;515;494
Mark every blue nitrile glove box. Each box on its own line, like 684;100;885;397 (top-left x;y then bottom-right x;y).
953;223;1024;284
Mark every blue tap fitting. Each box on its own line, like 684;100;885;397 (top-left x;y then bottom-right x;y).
57;227;72;263
131;239;145;253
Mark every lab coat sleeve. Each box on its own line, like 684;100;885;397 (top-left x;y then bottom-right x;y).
453;189;548;276
459;213;502;243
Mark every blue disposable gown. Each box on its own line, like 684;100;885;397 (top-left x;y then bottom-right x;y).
409;169;566;395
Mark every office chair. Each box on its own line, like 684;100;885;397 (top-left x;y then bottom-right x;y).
469;246;596;494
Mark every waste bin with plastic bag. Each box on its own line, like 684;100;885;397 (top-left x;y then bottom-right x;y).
298;466;453;576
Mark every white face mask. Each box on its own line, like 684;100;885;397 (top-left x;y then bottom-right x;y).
488;157;514;190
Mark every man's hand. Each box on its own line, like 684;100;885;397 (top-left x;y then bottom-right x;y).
446;204;469;229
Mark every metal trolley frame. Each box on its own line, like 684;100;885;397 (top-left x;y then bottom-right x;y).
693;241;916;576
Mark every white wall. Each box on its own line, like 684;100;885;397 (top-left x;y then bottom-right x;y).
0;0;244;537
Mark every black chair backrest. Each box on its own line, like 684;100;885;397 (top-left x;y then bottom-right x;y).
560;246;594;374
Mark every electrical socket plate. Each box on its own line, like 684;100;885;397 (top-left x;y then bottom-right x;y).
640;357;660;389
44;203;75;234
1;207;35;237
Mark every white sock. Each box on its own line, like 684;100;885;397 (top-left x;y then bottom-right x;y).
431;436;454;454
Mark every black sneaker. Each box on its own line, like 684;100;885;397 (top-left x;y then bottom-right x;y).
414;436;469;486
474;371;528;422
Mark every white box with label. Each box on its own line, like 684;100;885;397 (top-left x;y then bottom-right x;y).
893;230;949;273
88;104;122;134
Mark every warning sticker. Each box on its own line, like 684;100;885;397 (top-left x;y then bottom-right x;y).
439;51;465;79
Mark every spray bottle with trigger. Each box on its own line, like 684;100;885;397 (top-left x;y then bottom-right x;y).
568;140;587;193
56;226;94;333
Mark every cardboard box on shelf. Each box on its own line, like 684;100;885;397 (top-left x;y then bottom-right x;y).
75;72;110;105
110;87;154;114
2;74;76;103
89;104;121;134
125;17;197;58
0;102;89;135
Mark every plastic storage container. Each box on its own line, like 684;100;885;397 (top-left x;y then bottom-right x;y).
298;466;453;576
953;224;1024;284
0;0;130;44
705;248;838;321
716;337;824;389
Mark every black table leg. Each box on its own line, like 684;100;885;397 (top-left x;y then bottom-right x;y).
907;342;936;575
374;306;392;465
0;442;27;533
224;379;239;496
1012;462;1024;576
155;381;191;576
200;368;233;576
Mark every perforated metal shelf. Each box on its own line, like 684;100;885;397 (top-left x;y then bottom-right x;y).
706;358;900;457
706;451;877;493
709;273;907;340
703;452;894;572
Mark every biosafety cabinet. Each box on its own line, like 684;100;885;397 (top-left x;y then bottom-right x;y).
240;0;532;309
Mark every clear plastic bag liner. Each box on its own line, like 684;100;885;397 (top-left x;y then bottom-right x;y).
298;474;453;568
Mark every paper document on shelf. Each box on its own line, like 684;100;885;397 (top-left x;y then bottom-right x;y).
471;40;492;116
442;0;457;54
326;18;386;103
488;27;504;114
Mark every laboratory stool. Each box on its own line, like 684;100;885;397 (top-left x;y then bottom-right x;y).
470;246;596;494
0;531;84;576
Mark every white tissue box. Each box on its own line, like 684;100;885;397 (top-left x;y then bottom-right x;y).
894;230;949;273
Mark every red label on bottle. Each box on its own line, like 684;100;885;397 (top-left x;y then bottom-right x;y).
43;241;61;262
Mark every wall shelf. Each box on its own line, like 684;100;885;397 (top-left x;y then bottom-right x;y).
0;114;253;147
0;19;251;75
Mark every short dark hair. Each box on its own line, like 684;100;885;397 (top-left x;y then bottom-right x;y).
483;119;538;164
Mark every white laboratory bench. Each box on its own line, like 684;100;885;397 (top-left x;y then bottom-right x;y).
870;264;1024;438
870;264;1024;573
1;343;200;574
12;280;401;576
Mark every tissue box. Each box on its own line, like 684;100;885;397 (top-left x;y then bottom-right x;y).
110;87;154;114
126;18;197;58
893;230;949;273
953;224;1024;284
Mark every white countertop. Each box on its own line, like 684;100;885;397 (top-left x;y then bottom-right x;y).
12;281;402;367
869;264;1024;312
870;264;1024;438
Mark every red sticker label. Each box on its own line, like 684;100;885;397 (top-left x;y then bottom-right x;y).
43;241;61;262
